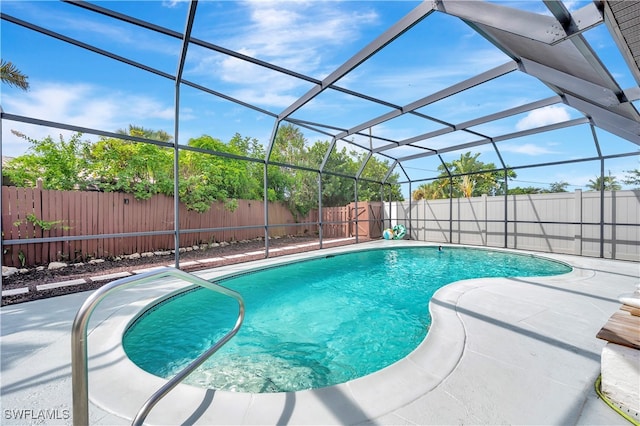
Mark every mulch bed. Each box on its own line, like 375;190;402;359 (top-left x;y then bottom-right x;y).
1;236;360;306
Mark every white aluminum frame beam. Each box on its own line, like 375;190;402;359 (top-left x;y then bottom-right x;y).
373;96;562;153
436;0;602;45
396;117;589;163
334;61;517;141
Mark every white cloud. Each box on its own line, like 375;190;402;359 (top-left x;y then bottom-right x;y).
195;54;306;108
2;81;176;157
162;0;187;8
5;82;174;127
498;143;558;156
240;1;379;62
41;8;179;57
562;1;583;12
188;2;380;109
515;105;571;131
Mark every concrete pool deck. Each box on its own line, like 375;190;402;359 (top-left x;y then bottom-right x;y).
1;240;638;425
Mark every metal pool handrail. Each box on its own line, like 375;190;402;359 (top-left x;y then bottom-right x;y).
71;267;245;426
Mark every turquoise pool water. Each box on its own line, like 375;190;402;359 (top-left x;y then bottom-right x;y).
123;246;570;393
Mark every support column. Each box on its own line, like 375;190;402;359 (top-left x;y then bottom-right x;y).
354;178;359;243
504;173;508;248
318;171;323;249
408;182;412;240
482;193;488;246
574;189;582;255
448;179;453;243
600;159;605;258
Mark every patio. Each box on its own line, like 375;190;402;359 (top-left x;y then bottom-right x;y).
1;241;637;425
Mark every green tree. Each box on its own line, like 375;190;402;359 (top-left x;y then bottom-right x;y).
309;141;355;207
443;152;515;198
358;152;403;202
586;172;621;191
547;181;569;193
414;152;516;199
1;59;29;90
412;180;449;200
178;135;255;212
307;141;404;207
269;124;317;217
228;133;266;200
88;127;174;199
622;169;640;189
117;124;173;143
505;180;569;195
267;125;404;215
5;123;404;214
508;186;542;195
3;131;91;189
447;153;484;197
488;170;518;196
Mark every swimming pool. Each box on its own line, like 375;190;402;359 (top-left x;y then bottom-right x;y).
123;246;571;393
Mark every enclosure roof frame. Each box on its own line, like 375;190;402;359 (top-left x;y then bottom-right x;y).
1;0;639;192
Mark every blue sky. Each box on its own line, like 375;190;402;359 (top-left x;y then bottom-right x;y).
1;0;639;197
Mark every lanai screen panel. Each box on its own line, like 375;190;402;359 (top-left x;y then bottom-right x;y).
495;123;600;168
177;83;277;154
595;128;640;157
1;0;639;194
288;87;397;132
416;72;559;126
1;2;181;149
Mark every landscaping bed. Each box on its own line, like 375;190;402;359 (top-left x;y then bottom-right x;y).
1;235;355;306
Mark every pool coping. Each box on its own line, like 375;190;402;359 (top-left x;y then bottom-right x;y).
84;240;595;425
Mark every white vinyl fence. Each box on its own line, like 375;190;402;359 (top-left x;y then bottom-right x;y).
386;190;640;261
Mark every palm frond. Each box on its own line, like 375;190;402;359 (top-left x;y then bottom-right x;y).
1;59;30;91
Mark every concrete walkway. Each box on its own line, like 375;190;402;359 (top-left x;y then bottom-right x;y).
1;241;638;425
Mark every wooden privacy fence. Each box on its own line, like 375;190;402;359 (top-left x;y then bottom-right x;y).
351;202;383;239
308;202;383;239
1;187;383;267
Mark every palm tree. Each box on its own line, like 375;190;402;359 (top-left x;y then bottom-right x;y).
586;171;621;191
412;184;428;201
548;181;569;193
449;152;485;198
412;180;448;200
1;59;29;91
117;124;173;142
460;174;474;198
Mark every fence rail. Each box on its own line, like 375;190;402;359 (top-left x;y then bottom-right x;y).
1;187;382;267
389;190;640;261
4;186;636;265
